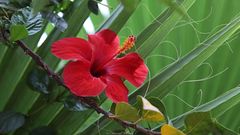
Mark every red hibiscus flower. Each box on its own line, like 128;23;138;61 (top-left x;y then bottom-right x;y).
51;29;148;103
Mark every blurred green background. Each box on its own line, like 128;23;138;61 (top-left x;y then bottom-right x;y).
98;0;240;132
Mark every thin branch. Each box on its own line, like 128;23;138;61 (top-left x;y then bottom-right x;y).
15;40;160;135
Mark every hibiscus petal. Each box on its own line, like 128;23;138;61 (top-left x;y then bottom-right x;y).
96;29;119;46
88;29;120;69
106;53;148;87
103;75;128;103
51;38;92;62
63;61;106;97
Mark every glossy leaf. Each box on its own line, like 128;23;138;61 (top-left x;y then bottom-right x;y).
11;7;43;35
115;102;140;122
137;96;165;122
0;111;25;133
41;12;68;32
161;124;185;135
148;97;169;123
28;68;50;94
9;24;28;41
63;95;89;112
88;0;99;15
8;1;91;134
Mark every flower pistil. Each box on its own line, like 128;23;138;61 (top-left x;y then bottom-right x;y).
118;35;136;54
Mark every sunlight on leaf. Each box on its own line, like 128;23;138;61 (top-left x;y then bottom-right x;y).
115;102;140;122
9;24;28;41
137;96;165;122
161;124;185;135
148;97;169;123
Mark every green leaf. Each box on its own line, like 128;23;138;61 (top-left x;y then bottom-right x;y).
98;0;140;33
31;0;50;14
41;12;68;32
9;24;28;41
148;97;169;123
161;124;185;135
30;126;57;135
110;103;116;113
184;112;238;135
88;0;99;15
159;0;188;18
128;0;196;103
56;0;71;11
115;102;140;122
11;7;43;35
131;0;195;57
184;112;212;134
216;122;238;135
0;111;25;133
28;68;50;94
43;0;139;133
120;0;139;11
130;16;240;101
137;96;165;122
6;1;91;134
168;86;240;129
63;95;89;112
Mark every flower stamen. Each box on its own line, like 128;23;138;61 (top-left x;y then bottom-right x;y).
118;35;136;54
94;35;136;72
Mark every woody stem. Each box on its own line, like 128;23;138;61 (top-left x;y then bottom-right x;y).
14;39;161;135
